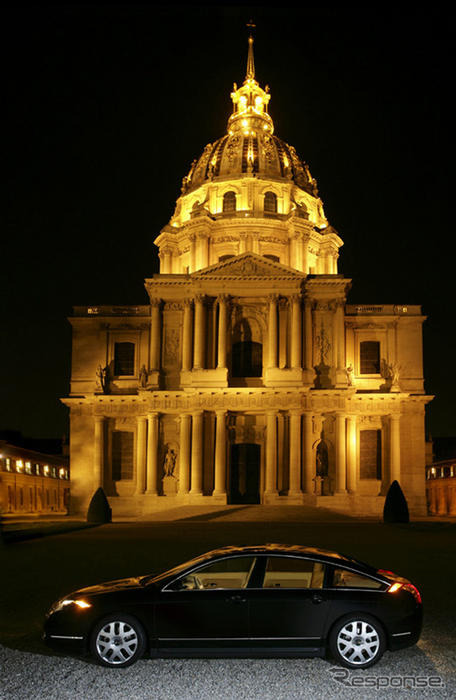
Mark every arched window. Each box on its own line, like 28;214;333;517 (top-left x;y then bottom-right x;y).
264;191;277;214
223;191;236;213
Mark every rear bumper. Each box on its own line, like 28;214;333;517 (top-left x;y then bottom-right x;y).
388;608;422;651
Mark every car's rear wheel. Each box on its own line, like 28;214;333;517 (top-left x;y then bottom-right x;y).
329;614;386;669
90;614;146;668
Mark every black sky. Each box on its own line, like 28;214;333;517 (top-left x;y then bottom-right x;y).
3;5;455;439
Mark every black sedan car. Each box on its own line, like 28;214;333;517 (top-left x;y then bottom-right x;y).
44;544;422;669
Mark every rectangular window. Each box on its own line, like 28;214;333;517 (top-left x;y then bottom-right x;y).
112;431;134;481
114;342;135;376
360;430;382;479
263;557;325;589
360;340;380;374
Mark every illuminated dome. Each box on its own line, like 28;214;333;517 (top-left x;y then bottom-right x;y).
181;35;318;197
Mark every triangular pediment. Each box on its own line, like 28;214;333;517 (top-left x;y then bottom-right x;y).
192;253;305;279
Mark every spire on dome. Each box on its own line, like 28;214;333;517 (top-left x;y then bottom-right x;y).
246;21;256;81
228;23;274;135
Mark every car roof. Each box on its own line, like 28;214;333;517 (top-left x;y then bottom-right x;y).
197;543;360;564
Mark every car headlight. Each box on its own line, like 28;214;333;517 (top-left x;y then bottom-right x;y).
48;598;92;615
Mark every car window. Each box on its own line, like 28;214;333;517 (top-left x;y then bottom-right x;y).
167;557;257;591
332;567;383;589
263;557;324;589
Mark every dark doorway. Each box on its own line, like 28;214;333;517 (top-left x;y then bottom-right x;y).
232;341;262;377
229;443;261;504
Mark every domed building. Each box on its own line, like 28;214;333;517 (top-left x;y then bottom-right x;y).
64;36;431;518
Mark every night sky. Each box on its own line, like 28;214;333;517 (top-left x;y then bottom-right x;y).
3;5;455;441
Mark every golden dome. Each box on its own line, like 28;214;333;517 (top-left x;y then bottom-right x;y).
180;35;318;198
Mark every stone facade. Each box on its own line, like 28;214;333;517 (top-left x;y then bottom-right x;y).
63;37;432;518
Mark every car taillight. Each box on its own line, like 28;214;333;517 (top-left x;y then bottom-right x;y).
403;583;422;604
387;582;422;604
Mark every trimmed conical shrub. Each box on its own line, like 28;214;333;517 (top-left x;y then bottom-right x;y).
87;487;112;523
383;480;409;523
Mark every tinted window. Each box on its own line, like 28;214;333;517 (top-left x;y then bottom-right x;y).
333;568;382;589
263;557;324;589
168;557;257;591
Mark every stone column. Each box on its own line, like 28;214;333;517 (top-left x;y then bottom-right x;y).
193;295;206;370
268;294;278;369
265;411;278;495
217;295;228;369
136;416;147;494
178;414;191;495
161;247;172;273
182;299;193;372
304;299;313;372
239;233;247;254
346;415;357;493
303;412;314;494
93;415;105;489
290;295;302;369
150;299;161;371
302;241;309;275
336;301;345;369
335;413;347;493
289;410;302;495
190;235;196;272
198;233;209;268
213;410;227;495
390;414;401;484
145;412;159;494
190;411;204;495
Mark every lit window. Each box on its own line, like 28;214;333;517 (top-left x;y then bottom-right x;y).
35;464;41;475
25;461;32;475
43;465;50;476
16;460;24;472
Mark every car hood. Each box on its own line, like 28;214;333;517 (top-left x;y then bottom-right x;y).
72;576;146;597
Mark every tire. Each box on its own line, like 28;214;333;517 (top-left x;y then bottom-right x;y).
90;614;146;668
329;614;386;669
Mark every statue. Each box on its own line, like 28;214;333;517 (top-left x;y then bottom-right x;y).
346;364;354;386
96;365;109;394
138;365;149;389
387;362;401;391
163;447;177;477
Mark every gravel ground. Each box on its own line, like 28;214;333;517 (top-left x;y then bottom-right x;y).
1;632;455;700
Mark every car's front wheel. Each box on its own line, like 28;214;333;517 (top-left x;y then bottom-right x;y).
90;614;146;668
329;614;386;669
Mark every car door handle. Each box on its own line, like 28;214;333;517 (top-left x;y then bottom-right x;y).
228;595;247;604
312;594;324;604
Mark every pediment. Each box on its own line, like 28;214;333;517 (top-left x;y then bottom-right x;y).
192;253;305;280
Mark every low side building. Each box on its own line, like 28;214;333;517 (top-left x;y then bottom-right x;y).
0;441;70;516
426;460;456;516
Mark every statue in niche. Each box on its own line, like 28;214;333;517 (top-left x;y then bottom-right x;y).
316;440;329;478
163;447;177;477
380;360;401;392
96;365;109;394
345;364;355;386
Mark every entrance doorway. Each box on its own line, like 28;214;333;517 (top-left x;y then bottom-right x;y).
229;443;261;504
